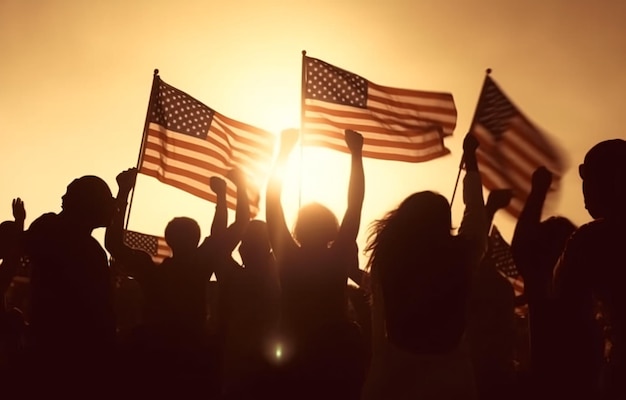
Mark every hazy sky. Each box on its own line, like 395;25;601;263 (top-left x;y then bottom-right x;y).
1;0;625;261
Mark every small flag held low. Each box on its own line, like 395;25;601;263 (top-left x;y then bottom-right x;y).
123;230;172;264
489;225;524;297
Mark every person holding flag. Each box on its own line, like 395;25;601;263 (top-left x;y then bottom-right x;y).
362;133;487;400
106;166;250;395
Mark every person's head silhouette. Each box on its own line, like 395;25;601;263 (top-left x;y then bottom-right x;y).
61;175;115;229
293;202;339;249
537;216;577;265
239;219;271;269
0;220;19;258
579;139;626;219
393;191;452;241
367;190;453;278
164;217;201;257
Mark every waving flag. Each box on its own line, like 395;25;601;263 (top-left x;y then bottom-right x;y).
472;74;565;217
139;74;275;216
302;55;457;162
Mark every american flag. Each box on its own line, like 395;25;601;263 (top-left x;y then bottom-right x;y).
139;76;276;216
489;225;524;297
123;230;172;264
472;75;564;217
302;55;457;162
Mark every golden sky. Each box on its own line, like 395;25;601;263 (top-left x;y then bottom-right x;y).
1;0;625;261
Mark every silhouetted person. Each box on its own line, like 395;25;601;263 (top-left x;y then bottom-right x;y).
346;242;373;370
106;168;249;395
0;199;25;307
466;189;517;400
0;199;26;378
220;219;282;399
362;133;486;400
553;139;626;399
24;175;116;392
510;166;576;399
266;128;366;400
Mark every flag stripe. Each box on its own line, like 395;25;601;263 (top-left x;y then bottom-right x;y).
475;123;556;179
476;153;526;217
140;146;248;211
214;113;275;154
476;122;562;179
141;168;238;211
303;138;450;162
141;152;229;195
302;127;448;161
302;55;456;162
303;126;446;152
368;85;457;134
302;118;446;146
144;128;270;180
304;102;451;135
476;146;533;195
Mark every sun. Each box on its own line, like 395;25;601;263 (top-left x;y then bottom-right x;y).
277;144;353;229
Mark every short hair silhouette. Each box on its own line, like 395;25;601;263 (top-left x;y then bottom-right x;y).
579;138;626;218
239;220;271;268
537;216;577;262
61;175;115;228
164;217;201;255
0;220;18;257
293;202;339;247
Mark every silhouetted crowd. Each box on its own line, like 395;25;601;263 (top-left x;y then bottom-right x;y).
1;130;625;399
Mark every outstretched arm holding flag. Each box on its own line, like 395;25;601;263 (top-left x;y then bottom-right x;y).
105;168;157;279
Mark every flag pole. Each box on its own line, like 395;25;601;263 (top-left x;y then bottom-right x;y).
450;68;491;208
125;69;160;230
298;50;307;211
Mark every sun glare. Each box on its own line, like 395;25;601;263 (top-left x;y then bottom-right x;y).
279;144;352;229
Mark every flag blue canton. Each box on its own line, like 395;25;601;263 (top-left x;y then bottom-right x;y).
124;230;158;256
476;77;517;139
305;57;368;108
149;81;214;140
489;226;518;279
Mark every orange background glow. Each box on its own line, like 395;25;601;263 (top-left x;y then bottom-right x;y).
2;0;624;265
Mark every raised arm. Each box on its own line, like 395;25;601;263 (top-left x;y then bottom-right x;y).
0;199;26;298
485;189;513;233
458;133;488;266
104;168;153;277
209;176;227;237
216;169;250;253
266;129;299;259
511;167;552;275
12;198;25;232
335;130;365;248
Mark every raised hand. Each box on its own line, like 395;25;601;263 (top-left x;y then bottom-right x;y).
116;168;138;193
12;198;25;225
345;129;364;154
462;132;480;154
532;166;553;193
209;176;226;195
486;189;513;212
279;128;299;156
226;168;247;188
